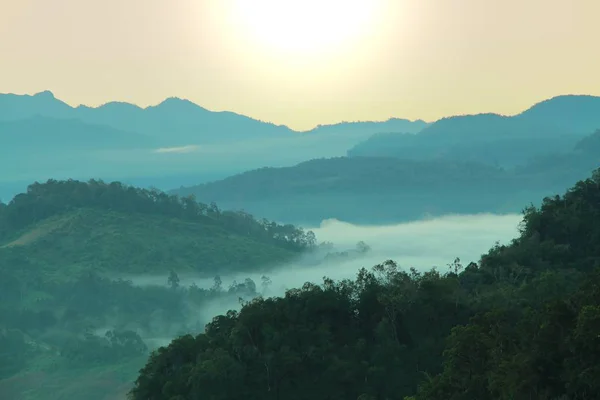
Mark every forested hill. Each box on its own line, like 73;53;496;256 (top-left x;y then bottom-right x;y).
171;157;557;225
0;179;318;399
131;169;600;400
0;179;316;276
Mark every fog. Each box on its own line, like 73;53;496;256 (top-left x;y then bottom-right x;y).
1;131;372;194
120;212;522;343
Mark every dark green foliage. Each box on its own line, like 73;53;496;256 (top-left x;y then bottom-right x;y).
131;169;600;400
0;178;316;252
61;329;147;365
0;179;318;399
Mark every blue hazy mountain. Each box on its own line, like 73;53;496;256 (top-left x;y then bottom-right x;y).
348;95;600;167
0;90;73;120
0;92;295;144
0;91;428;199
173;130;600;225
515;94;600;134
0;91;428;144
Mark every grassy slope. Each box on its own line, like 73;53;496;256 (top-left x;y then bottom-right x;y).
0;180;311;400
0;209;298;400
0;208;296;280
0;355;143;400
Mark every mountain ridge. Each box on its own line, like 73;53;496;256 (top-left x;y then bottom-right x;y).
347;94;600;166
0;90;427;137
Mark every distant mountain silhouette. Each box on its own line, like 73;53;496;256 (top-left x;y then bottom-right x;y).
0;91;428;145
0;91;294;144
0;91;73;120
516;94;600;134
3;90;600;201
0;91;429;194
348;95;600;167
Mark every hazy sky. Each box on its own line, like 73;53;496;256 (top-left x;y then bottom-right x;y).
1;0;599;130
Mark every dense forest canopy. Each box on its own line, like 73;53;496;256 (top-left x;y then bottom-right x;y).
131;168;600;400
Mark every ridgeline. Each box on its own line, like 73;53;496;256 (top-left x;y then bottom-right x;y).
132;169;600;400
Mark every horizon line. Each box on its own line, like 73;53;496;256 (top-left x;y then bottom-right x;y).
2;89;599;132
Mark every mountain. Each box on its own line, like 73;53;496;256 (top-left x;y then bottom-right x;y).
75;97;296;145
0;91;428;145
348;95;600;167
0;91;295;144
0;179;319;400
171;157;535;225
173;130;600;226
0;90;73;120
516;94;600;134
130;169;600;400
0;91;429;192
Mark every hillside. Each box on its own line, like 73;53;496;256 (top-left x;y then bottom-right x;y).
1;208;299;280
172;155;598;225
516;94;600;134
574;128;600;153
0;179;316;277
348;95;600;167
0;179;316;400
0;115;156;154
130;169;600;400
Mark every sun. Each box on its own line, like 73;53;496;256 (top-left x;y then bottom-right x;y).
229;0;381;57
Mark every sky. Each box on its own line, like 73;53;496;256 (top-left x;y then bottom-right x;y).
1;0;599;130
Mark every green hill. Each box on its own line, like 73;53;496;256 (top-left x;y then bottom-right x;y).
1;208;297;280
132;169;600;400
0;179;315;278
0;179;316;400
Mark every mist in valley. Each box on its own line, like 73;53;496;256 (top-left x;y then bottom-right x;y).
114;212;522;349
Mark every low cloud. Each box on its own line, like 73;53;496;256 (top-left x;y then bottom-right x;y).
153;145;201;154
122;213;523;329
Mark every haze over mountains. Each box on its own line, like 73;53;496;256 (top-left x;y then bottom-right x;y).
2;91;600;216
348;95;600;166
0;91;426;199
2;91;600;399
170;94;600;224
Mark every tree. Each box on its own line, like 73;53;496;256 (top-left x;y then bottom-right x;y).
356;241;371;253
168;270;180;290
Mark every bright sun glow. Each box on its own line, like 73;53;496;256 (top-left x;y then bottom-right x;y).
230;0;381;57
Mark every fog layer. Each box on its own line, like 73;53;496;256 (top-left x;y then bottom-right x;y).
125;213;522;335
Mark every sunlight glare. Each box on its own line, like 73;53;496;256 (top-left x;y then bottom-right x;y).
230;0;381;57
